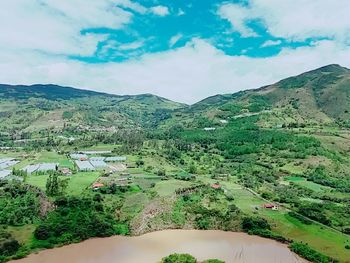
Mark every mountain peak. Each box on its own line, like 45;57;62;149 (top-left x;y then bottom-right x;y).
307;64;349;74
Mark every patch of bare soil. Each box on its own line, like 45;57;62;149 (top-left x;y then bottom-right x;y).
130;197;190;235
302;156;331;167
39;196;54;217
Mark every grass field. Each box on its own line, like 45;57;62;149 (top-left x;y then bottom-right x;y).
284;176;333;192
36;151;67;163
154;179;194;196
225;180;350;262
281;163;305;175
7;225;35;245
65;172;100;195
284;176;305;182
26;174;48;190
263;211;350;262
26;172;99;195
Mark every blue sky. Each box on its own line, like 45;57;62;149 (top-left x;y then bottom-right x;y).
75;0;313;63
0;0;350;103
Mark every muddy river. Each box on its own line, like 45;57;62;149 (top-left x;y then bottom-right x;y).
11;230;307;263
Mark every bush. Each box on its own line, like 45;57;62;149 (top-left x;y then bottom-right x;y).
242;217;271;231
0;239;20;257
288;212;312;225
0;182;41;226
248;229;288;243
289;242;336;263
33;196;127;246
34;225;51;240
161;253;197;263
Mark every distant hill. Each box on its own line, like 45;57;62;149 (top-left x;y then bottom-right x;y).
0;84;186;133
0;84;108;100
0;64;349;133
177;64;350;128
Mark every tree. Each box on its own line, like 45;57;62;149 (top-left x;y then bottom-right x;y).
46;172;69;196
188;162;197;174
157;168;166;177
136;159;144;167
59;178;69;194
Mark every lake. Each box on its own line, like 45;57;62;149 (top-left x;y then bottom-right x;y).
11;230;307;263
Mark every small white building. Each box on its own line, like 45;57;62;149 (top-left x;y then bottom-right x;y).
75;160;95;171
90;160;107;169
22;163;58;174
70;153;88;160
204;127;216;131
90;157;106;162
0;158;19;170
81;150;112;155
105;156;127;162
0;170;11;180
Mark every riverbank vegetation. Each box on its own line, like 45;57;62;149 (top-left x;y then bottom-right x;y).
161;253;224;263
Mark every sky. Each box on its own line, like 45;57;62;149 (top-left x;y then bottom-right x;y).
0;0;350;104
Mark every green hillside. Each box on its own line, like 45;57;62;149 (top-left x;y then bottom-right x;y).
0;84;186;135
171;64;350;129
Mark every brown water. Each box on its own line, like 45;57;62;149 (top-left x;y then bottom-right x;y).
12;230;307;263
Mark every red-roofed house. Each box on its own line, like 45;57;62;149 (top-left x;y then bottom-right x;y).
263;203;279;210
211;183;221;190
92;183;104;190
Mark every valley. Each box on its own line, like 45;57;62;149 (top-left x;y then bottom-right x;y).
0;65;350;263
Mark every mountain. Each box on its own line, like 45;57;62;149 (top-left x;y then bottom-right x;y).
0;84;186;133
0;64;349;134
178;64;350;128
0;84;107;100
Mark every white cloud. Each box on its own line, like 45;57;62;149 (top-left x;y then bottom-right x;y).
150;5;170;17
218;0;350;41
177;8;185;16
255;0;350;41
261;40;282;47
115;0;148;14
118;41;144;51
0;0;134;56
217;3;258;37
169;34;183;47
1;38;350;104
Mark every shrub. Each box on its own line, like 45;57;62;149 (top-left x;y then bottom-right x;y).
34;225;51;240
288;212;312;225
289;242;336;263
161;253;197;263
248;229;288;243
242;217;271;231
33;196;126;246
0;239;20;257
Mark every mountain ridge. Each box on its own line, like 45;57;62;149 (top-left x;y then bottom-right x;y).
0;64;348;105
0;64;349;131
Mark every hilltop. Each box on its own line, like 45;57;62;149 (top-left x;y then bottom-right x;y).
0;84;185;134
171;64;350;129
